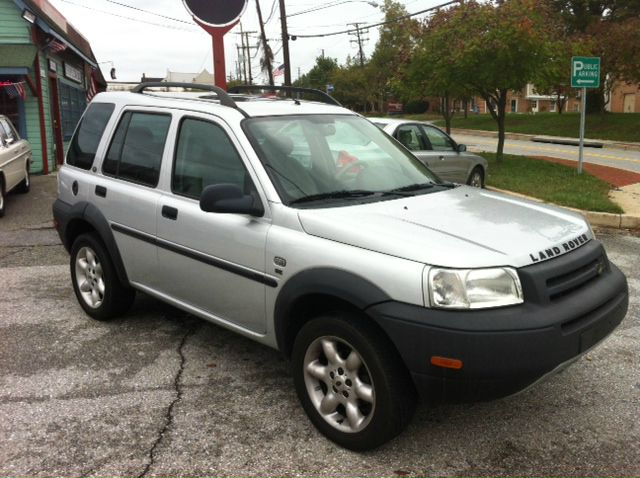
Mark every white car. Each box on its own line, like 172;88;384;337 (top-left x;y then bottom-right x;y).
0;115;32;217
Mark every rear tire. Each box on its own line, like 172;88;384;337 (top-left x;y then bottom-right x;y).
467;166;485;188
292;312;416;451
16;164;30;194
70;233;135;321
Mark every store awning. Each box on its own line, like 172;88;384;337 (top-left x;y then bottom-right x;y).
0;45;37;70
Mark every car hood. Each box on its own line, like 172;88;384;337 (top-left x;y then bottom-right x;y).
297;187;592;269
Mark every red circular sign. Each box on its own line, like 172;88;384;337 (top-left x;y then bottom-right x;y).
183;0;248;27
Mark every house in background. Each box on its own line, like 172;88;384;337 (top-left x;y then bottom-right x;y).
0;0;106;174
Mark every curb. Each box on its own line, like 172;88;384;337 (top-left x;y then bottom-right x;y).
487;187;640;231
451;128;640;152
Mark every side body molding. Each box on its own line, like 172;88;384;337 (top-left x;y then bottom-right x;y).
53;199;130;286
273;268;391;354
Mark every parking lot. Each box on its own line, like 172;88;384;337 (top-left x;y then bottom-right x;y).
1;175;639;477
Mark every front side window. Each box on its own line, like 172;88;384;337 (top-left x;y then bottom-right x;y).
67;103;115;170
421;126;455;152
103;111;171;187
244;115;444;207
0;122;7;146
172;118;249;199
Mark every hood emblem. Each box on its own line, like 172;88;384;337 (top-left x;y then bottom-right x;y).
529;233;590;264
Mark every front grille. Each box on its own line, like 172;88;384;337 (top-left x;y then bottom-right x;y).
519;240;608;305
546;256;606;301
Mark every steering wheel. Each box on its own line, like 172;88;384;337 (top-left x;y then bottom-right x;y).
336;160;369;180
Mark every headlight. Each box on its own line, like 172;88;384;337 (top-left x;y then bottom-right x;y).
426;267;523;310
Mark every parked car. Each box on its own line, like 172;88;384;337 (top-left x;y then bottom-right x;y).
53;84;628;451
371;117;487;187
0;115;31;217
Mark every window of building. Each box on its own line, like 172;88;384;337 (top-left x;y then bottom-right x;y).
67;102;115;170
103;111;171;187
59;83;86;140
172;118;249;199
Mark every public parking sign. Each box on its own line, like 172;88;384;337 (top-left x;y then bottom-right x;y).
571;57;601;88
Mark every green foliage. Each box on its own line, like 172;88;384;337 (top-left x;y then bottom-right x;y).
294;56;339;91
404;100;429;114
481;153;623;213
430;112;640;143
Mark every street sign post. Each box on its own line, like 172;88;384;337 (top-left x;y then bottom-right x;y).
183;0;248;90
571;56;601;174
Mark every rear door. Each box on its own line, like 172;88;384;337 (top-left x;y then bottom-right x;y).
155;112;271;334
95;108;172;288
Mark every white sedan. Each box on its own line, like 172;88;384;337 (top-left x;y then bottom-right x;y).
0;115;32;217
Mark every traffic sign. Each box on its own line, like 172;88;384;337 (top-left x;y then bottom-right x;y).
183;0;248;27
571;57;601;89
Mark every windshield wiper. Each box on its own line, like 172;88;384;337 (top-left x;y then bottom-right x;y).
289;190;377;205
387;183;437;193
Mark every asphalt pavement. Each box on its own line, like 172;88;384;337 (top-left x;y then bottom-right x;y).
453;133;640;174
1;175;639;476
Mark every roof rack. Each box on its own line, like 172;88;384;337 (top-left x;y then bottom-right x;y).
131;82;247;115
228;85;342;107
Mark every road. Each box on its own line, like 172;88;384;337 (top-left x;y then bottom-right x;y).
1;176;639;476
452;133;640;174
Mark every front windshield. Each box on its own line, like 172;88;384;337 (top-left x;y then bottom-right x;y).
243;115;443;207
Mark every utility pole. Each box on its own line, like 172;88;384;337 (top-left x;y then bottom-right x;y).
256;0;274;86
236;44;247;84
244;32;255;85
278;0;292;86
348;23;368;67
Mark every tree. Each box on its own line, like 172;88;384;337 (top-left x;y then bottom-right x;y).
413;0;557;161
367;0;420;112
294;56;339;91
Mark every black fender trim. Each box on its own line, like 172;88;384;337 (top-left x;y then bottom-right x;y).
52;199;130;286
274;268;391;354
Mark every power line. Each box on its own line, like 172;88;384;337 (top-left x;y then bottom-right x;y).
289;0;460;38
99;0;192;25
58;0;197;31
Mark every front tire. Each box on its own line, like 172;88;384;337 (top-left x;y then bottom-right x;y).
0;177;6;218
467;166;485;188
70;233;135;321
292;312;416;451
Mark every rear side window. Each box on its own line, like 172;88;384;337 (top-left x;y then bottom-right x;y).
67;103;115;170
103;112;171;187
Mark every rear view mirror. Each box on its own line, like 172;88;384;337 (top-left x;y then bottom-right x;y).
200;184;264;217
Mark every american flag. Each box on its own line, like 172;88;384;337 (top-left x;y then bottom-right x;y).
273;63;285;78
86;70;98;102
46;38;67;54
0;81;26;100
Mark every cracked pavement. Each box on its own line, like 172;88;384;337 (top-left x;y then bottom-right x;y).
0;175;638;476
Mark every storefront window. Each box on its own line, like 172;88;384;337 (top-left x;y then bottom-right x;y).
59;83;86;140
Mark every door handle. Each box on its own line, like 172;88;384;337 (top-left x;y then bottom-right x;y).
95;185;107;198
162;205;178;220
439;156;445;161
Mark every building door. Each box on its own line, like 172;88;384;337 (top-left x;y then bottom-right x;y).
48;77;65;165
511;99;517;112
623;94;635;113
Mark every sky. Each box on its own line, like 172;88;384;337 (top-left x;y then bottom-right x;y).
47;0;445;84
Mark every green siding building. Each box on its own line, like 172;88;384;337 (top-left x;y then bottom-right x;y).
0;0;106;174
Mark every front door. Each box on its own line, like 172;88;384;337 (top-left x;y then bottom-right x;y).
419;125;468;183
156;114;270;334
623;94;635;113
48;77;65;166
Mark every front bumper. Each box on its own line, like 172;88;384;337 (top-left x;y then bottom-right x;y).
368;242;629;403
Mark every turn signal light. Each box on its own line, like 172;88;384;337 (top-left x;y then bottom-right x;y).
430;356;463;370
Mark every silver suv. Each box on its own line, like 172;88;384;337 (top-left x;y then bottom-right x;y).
53;84;628;451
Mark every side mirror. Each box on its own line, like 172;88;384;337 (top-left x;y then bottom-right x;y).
200;184;264;217
457;144;467;153
5;137;15;146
